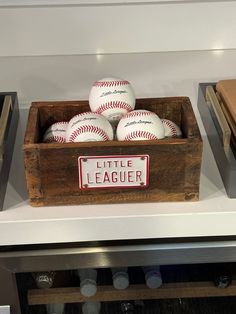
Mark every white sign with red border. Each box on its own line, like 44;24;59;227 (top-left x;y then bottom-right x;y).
78;155;149;190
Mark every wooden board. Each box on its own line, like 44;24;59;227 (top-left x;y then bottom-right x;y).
23;97;202;206
0;92;19;210
0;96;12;158
216;92;236;153
216;92;236;138
28;281;236;305
216;79;236;126
206;86;231;147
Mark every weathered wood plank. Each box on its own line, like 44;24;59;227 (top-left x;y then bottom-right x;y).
28;281;236;305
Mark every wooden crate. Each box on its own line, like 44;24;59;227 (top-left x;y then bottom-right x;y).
23;97;202;206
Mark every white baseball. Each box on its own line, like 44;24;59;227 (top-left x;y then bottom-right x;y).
66;112;114;142
116;110;165;141
161;119;182;138
89;77;135;122
43;122;68;143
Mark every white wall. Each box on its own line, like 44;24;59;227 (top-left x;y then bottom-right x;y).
0;50;236;107
0;1;236;56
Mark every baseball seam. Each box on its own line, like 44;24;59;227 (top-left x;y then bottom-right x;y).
44;122;68;137
44;135;66;143
162;119;178;137
124;131;158;141
93;80;130;87
68;125;110;142
96;101;133;115
124;111;156;118
73;112;100;118
52;122;68;126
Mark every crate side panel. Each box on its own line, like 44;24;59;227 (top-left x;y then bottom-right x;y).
184;148;202;199
24;106;40;144
30;141;200;205
181;99;202;139
24;148;44;200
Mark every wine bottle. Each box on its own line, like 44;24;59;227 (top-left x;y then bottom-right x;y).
120;301;134;314
82;301;101;314
33;271;56;289
77;269;97;297
213;264;232;288
46;303;65;314
142;265;163;289
111;267;129;290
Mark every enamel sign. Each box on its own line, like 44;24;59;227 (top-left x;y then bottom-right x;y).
78;155;149;190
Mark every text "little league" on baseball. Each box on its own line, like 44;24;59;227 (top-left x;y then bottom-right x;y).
85;159;144;185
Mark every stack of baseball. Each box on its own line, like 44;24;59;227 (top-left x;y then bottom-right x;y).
43;77;182;143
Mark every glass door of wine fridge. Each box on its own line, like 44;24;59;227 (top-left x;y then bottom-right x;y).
2;238;236;314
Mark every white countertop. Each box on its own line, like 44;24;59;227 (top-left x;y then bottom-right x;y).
1;50;236;246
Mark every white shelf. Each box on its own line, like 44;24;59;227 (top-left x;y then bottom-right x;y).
1;50;236;246
0;0;221;6
1;1;236;57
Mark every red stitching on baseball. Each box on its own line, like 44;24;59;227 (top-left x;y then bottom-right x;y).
124;111;156;118
96;101;133;115
93;80;130;87
73;112;100;118
68;125;110;142
162;119;178;137
44;136;66;143
124;131;158;141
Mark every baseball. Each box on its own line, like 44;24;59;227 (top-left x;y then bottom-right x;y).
116;110;165;141
66;112;114;142
43;122;68;143
161;119;182;138
89;77;135;122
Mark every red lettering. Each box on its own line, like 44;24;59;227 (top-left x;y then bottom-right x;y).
120;160;126;167
136;171;142;182
87;170;144;185
95;172;101;183
128;171;134;182
87;173;94;184
114;160;119;167
96;162;102;168
120;171;126;182
103;171;110;183
111;171;118;183
127;160;132;167
107;161;112;168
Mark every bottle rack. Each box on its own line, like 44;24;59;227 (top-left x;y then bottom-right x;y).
28;280;236;305
25;264;236;306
